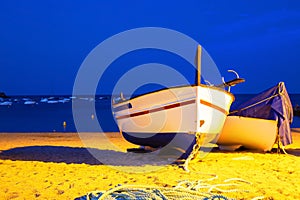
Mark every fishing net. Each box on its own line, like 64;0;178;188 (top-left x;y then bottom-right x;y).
75;185;230;200
75;175;253;200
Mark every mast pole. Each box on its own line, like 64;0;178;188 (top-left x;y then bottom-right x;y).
197;45;201;86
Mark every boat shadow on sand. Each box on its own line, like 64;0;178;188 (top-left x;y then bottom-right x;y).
284;148;300;156
1;145;299;167
0;146;189;166
204;146;300;157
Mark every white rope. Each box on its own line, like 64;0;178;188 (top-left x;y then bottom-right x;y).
175;176;252;196
230;93;280;115
82;175;257;200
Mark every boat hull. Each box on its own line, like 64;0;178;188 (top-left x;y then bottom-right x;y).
122;132;194;148
113;85;234;148
215;116;278;151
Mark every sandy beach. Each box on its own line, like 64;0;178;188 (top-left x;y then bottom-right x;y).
0;130;300;200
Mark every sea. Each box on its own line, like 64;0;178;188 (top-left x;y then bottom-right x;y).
1;94;300;133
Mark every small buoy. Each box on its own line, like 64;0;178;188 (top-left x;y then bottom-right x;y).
91;114;95;120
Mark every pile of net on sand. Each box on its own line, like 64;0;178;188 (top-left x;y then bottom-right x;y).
75;175;258;200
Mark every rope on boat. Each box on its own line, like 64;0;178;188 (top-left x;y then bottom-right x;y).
229;93;280;115
230;82;293;118
182;132;204;172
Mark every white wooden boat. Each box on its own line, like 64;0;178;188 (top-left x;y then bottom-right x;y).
215;116;278;151
113;85;234;148
0;101;12;106
112;45;243;151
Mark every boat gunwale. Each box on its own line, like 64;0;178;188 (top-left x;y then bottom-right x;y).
112;84;235;107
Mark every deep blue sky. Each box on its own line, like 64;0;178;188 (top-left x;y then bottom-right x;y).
1;1;300;95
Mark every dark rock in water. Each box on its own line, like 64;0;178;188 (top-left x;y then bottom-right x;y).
294;104;300;117
294;106;300;117
0;92;9;98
